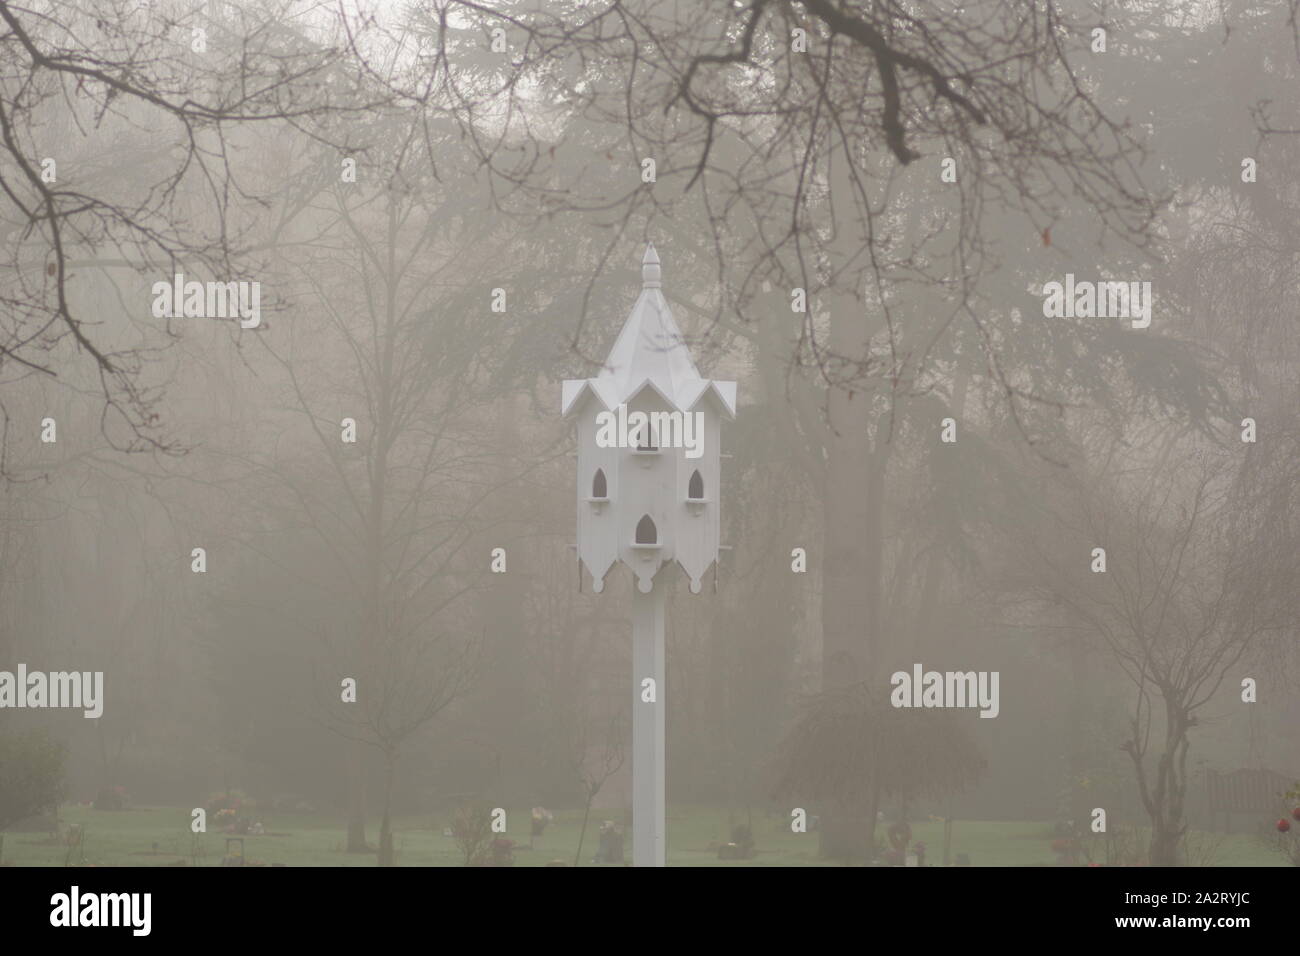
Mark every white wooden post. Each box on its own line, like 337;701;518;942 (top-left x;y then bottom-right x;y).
632;580;666;867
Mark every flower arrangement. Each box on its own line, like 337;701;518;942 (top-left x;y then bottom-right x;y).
1050;835;1083;865
1268;785;1300;865
595;821;624;864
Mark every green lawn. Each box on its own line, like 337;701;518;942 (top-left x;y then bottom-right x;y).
0;805;1287;867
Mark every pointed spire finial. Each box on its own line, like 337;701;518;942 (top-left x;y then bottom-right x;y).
642;243;661;289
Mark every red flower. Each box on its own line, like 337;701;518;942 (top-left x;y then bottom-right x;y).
1277;818;1292;833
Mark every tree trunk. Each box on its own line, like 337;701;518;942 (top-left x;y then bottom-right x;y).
377;749;396;866
817;391;878;861
346;736;369;853
817;138;888;862
1149;822;1186;867
864;780;883;862
574;795;594;867
1128;697;1192;866
1147;743;1190;866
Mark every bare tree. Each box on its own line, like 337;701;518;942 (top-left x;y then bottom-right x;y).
0;0;391;451
1007;428;1300;865
572;711;625;867
428;0;1158;364
232;106;553;860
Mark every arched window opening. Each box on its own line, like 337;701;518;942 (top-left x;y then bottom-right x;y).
687;470;704;500
635;514;658;545
592;468;608;499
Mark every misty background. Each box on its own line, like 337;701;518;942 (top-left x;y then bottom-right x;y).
0;0;1297;866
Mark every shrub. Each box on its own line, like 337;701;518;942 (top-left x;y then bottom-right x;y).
93;785;129;811
0;730;67;830
451;804;495;866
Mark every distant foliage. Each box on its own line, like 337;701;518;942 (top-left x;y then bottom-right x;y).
771;686;985;807
0;730;67;830
93;785;130;811
206;790;254;815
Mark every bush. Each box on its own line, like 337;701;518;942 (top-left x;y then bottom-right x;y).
451;804;495;866
93;785;129;811
772;686;986;809
0;730;67;830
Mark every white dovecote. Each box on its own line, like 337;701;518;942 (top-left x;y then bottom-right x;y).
562;244;737;594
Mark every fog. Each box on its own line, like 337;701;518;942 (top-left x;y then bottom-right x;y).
0;0;1297;869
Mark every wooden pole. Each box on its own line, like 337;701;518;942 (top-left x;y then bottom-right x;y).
632;579;666;866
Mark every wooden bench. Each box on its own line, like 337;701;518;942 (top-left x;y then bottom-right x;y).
1205;768;1292;833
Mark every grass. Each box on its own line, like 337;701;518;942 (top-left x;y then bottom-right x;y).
0;805;1287;867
